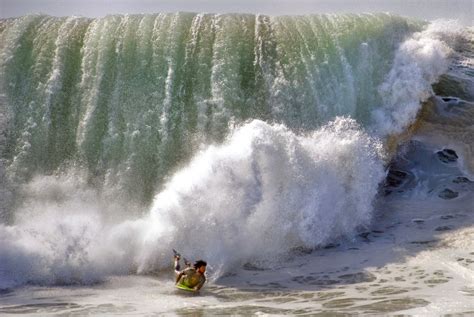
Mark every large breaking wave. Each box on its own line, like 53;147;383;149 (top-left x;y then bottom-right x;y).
0;13;467;287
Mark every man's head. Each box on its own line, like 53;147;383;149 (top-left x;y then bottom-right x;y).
194;260;207;274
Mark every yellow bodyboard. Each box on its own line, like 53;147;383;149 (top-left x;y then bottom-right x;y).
175;283;195;292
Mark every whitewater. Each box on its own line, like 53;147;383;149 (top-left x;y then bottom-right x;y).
0;13;473;315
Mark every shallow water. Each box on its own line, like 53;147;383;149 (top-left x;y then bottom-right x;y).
1;188;473;315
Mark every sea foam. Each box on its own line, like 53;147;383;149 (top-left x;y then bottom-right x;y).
0;119;385;287
136;118;386;274
373;20;462;136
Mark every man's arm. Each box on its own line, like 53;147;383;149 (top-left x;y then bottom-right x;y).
175;271;184;284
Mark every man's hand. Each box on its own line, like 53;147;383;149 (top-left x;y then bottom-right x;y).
172;249;181;260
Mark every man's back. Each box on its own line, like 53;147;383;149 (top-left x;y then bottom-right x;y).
179;267;206;289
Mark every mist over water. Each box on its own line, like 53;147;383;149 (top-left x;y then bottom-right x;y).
0;11;472;295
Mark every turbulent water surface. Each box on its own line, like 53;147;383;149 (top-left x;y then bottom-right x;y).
0;13;473;315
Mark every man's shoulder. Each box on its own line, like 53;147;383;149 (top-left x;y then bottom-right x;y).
184;267;197;274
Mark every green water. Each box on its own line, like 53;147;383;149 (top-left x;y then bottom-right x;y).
0;13;421;201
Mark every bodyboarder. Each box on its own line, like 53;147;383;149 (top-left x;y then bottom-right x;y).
174;250;207;292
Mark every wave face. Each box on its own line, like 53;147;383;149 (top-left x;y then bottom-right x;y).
0;13;467;287
0;13;420;199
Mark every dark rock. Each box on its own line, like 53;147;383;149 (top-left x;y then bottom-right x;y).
385;169;408;187
410;240;438;245
323;243;340;249
435;226;453;231
453;176;472;184
437;149;458;163
438;188;459;199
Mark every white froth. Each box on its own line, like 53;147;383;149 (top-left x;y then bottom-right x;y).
137;118;385;274
373;20;462;136
0;119;386;287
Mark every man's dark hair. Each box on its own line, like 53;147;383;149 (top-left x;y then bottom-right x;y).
194;260;207;269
